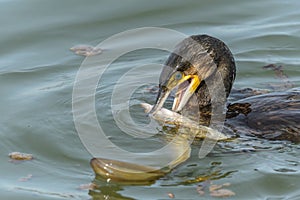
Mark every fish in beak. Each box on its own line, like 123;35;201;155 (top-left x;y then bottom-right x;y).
149;71;200;115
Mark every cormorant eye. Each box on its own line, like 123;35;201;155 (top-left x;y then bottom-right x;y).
174;72;183;80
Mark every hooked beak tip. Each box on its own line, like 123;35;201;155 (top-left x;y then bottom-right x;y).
150;91;170;115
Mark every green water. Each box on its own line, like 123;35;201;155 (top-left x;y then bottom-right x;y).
1;0;300;199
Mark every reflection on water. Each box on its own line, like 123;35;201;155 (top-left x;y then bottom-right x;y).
88;141;300;200
89;159;237;199
1;0;300;199
89;184;135;200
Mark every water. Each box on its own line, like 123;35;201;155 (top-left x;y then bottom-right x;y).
1;0;300;199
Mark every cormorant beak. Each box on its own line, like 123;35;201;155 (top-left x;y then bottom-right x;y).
149;71;200;115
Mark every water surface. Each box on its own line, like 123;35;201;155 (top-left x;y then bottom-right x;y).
1;0;300;199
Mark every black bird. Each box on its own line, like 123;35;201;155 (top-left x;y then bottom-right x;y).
150;35;300;142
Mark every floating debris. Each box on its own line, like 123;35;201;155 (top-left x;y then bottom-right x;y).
78;183;97;190
263;64;288;80
9;152;33;161
222;182;231;187
70;45;102;57
196;185;205;196
262;64;294;89
274;168;297;173
167;192;175;198
196;182;235;198
210;189;235;197
209;184;224;192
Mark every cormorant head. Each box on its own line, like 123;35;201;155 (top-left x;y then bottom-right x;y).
150;35;236;115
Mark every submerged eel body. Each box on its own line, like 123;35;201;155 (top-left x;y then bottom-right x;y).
90;157;167;185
